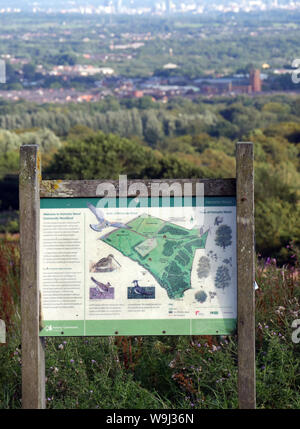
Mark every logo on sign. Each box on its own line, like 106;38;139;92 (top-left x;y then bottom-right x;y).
45;325;53;331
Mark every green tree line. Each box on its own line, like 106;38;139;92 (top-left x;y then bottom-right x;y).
0;94;299;262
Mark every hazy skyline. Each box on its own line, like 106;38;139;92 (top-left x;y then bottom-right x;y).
0;0;295;12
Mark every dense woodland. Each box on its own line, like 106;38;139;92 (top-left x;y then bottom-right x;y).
0;93;299;263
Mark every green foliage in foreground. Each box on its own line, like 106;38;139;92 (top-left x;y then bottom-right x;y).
0;240;300;409
1;315;300;409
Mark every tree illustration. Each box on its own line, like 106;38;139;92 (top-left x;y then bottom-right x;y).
197;256;211;279
215;225;232;250
195;290;208;303
223;257;232;267
215;265;231;291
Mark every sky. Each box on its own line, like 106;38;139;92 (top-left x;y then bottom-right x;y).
0;0;292;11
0;1;268;9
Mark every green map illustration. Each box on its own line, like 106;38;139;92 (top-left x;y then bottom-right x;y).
102;214;208;299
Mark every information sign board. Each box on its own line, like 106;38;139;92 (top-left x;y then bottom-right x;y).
40;196;237;336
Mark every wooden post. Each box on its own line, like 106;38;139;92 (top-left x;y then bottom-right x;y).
19;145;45;409
236;142;256;409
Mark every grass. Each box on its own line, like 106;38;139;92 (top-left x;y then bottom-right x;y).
0;237;299;409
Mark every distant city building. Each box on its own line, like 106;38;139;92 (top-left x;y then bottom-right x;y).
250;69;262;92
163;63;178;70
49;65;114;77
133;90;144;98
98;67;115;75
231;84;252;94
166;0;172;14
116;0;122;13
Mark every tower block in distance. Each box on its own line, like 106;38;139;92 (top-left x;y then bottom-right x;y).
250;69;261;92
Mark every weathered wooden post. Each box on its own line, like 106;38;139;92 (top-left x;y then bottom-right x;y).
19;145;45;409
236;142;256;409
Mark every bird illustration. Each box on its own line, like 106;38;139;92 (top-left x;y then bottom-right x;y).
132;280;153;296
214;216;223;226
92;254;121;272
91;277;112;293
87;202;131;232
